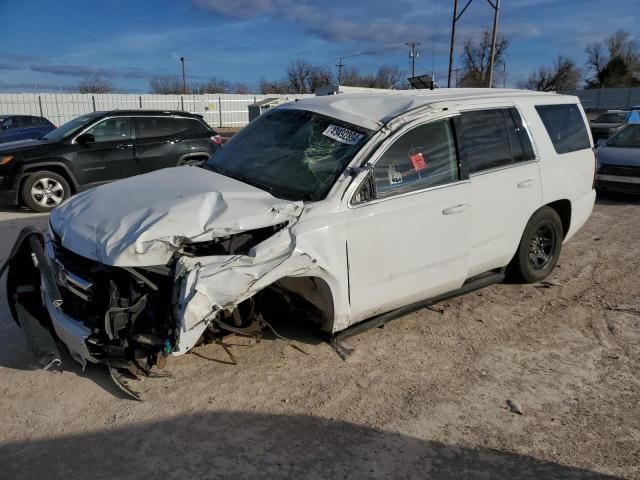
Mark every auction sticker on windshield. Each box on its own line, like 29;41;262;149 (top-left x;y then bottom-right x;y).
323;124;365;145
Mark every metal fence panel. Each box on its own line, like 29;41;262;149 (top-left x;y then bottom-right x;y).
0;93;314;128
560;88;640;111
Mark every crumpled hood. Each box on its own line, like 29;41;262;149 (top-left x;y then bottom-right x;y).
50;166;304;267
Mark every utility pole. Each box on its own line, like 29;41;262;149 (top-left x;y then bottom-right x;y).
487;0;501;88
407;42;421;79
447;0;458;88
179;57;186;95
447;0;474;88
336;57;345;85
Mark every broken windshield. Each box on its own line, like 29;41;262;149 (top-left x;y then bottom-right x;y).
206;109;374;201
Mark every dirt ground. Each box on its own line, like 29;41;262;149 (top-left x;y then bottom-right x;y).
1;195;639;479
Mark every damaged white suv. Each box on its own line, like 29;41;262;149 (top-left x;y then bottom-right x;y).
2;89;595;395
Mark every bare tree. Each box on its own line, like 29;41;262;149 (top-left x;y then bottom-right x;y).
585;29;640;87
149;75;185;94
197;77;231;94
286;60;333;93
259;77;291;94
375;65;403;88
78;75;113;94
232;83;251;94
519;56;581;92
459;29;509;88
340;65;403;89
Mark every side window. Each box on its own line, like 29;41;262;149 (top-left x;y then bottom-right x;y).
0;117;17;129
183;118;210;135
85;117;132;142
134;117;187;138
535;104;591;154
506;108;535;162
20;116;35;127
374;119;459;199
460;109;512;173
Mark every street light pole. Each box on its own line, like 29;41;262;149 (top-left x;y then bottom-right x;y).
179;57;186;95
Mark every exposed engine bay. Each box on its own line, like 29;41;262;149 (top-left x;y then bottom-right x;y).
2;225;329;400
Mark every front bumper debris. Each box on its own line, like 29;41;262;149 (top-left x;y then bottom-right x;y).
0;227;62;370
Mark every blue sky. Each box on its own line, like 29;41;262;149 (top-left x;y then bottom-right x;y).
0;0;637;92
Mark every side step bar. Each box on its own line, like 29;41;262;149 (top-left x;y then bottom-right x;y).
330;270;505;360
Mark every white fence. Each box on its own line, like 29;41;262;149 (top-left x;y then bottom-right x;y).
0;93;314;128
560;87;640;111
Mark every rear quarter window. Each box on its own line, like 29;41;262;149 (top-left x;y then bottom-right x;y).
535;104;591;154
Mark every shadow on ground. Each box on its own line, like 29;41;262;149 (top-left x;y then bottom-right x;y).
595;191;640;205
1;410;621;480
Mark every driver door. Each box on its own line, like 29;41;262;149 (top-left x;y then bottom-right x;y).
346;117;472;323
68;117;137;186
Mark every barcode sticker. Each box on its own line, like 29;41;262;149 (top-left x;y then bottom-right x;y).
322;124;365;145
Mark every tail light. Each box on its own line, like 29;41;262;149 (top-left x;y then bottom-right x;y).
592;148;598;189
210;135;223;146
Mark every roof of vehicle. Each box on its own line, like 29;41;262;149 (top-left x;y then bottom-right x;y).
278;88;576;130
98;110;204;118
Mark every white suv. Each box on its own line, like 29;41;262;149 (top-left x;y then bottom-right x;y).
3;89;596;391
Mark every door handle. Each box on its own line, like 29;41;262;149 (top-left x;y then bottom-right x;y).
442;204;470;215
167;138;183;143
117;143;134;149
517;179;535;188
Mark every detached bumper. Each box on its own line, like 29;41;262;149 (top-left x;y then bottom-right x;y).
1;227;99;368
1;227;65;368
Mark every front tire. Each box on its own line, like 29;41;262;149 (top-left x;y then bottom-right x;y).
21;171;70;213
510;206;563;283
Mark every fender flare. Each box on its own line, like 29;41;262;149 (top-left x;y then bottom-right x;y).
17;160;79;190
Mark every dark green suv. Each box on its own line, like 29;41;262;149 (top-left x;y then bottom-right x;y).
0;110;221;212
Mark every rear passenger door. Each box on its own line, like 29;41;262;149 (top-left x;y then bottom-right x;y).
134;117;188;173
459;107;542;276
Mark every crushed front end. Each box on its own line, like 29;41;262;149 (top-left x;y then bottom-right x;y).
2;227;178;379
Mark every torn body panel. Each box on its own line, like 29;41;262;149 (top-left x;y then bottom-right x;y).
2;166;349;376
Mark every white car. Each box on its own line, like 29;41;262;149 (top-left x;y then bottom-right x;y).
2;89;596;395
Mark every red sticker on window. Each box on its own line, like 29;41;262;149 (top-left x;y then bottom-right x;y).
410;152;426;171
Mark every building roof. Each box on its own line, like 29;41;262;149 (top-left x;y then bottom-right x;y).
278;88;565;130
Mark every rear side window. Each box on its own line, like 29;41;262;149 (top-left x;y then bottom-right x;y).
374;119;459;199
135;117;188;138
535;104;591;154
460;108;535;174
183;118;211;136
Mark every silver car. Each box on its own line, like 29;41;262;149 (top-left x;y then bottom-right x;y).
596;124;640;194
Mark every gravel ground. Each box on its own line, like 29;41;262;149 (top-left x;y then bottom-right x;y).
0;195;639;479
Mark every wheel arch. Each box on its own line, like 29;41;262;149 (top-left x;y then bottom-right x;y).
266;275;336;332
18;162;78;197
546;199;571;239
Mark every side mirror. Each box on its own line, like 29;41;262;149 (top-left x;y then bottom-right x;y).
0;125;8;131
76;133;95;144
596;138;607;148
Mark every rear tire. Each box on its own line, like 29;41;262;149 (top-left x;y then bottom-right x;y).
21;171;70;213
510;206;563;283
